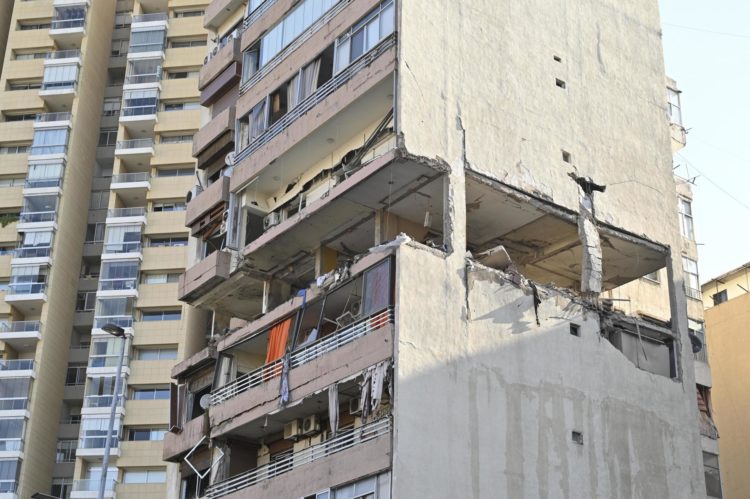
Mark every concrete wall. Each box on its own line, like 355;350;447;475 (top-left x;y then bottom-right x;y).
392;243;706;498
705;291;750;499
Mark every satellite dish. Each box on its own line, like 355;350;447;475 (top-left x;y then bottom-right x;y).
199;394;211;410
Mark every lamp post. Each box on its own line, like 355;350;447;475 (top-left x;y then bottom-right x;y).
97;323;128;499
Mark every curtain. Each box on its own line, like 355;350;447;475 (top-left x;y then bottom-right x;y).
265;318;292;363
299;58;320;102
287;73;300;110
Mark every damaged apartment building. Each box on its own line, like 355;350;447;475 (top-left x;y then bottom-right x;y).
164;0;708;497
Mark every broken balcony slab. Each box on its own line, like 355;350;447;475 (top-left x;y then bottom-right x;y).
465;171;667;291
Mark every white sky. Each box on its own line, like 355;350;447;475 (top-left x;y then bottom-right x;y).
659;0;750;282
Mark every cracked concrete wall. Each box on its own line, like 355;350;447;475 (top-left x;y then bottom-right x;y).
396;0;679;248
392;245;706;498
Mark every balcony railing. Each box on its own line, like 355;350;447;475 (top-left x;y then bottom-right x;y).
73;478;117;492
94;316;133;329
50;18;85;30
41;80;77;91
14;246;51;258
0;321;41;333
121;105;158;117
242;0;278;31
207;417;391;498
103;241;142;254
98;277;138;292
36;112;71;122
211;308;393;406
0;397;28;411
0;360;34;371
234;34;396;167
19;211;56;223
0;480;15;493
111;172;149;183
89;355;130;369
107;207;146;218
29;143;67;155
116;138;154;149
132;12;168;23
46;49;81;59
84;394;125;408
78;436;119;450
8;282;47;295
0;438;22;452
25;177;63;189
125;72;161;85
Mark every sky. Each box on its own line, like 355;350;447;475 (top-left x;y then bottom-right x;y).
658;0;750;282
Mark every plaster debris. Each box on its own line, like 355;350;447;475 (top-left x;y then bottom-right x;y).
476;245;514;271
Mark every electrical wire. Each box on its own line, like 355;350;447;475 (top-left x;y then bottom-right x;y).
663;22;750;40
675;152;750;213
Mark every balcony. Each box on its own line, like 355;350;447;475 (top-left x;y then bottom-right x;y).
186;176;230;229
102;241;143;258
111;173;150;206
132;12;168;27
98;276;139;295
105;207;147;225
71;478;117;498
178;250;231;303
5;281;47;309
93;315;133;330
39;79;77;108
194;107;235;169
163;413;207;461
0;321;41;352
199;36;240;93
13;245;51;260
34;111;72;128
45;48;81;62
83;394;126;416
210;308;393;436
49;17;86;48
18;210;56;226
124;69;162;87
114;139;155;163
0;360;35;379
206;418;391;499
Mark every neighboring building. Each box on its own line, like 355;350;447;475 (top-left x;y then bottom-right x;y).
703;264;750;499
163;1;707;498
0;0;209;496
606;78;722;498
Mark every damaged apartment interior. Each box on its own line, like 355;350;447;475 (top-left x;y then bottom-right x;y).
165;0;706;497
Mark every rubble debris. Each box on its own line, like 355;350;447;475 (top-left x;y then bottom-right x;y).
569;173;605;298
476;244;514;271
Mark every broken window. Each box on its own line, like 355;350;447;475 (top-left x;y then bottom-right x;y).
703;452;723;498
605;321;675;378
712;290;727;306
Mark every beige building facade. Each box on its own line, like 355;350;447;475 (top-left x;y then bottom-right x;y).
162;0;708;498
0;0;209;497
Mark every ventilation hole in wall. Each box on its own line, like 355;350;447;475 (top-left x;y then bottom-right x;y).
570;323;580;337
554;55;562;62
556;79;567;89
572;431;584;445
562;150;572;163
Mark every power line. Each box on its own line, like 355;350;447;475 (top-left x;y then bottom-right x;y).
663;22;750;40
675;152;750;212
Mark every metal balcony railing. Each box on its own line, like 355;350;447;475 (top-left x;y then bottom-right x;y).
36;111;71;122
50;18;85;30
116;138;154;149
132;12;168;23
0;397;28;411
0;360;34;371
107;207;146;218
14;246;51;258
83;394;125;408
73;478;117;492
103;241;142;254
19;211;56;223
234;34;396;167
207;418;391;498
0;439;22;452
46;49;81;59
0;320;41;333
121;105;158;117
211;308;392;406
111;172;149;183
25;177;63;189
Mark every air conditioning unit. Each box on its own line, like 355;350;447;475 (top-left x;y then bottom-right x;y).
302;415;320;436
349;397;362;415
186;185;203;203
263;212;281;231
283;419;302;441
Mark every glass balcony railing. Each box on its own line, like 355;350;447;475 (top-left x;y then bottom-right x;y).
84;394;125;408
73;478;117;492
0;360;34;371
124;72;161;85
107;207;146;218
103;241;142;254
19;211;56;223
50;18;85;30
8;283;47;295
36;112;71;122
78;436;119;450
14;246;51;258
0;397;28;411
116;138;154;150
41;80;77;91
93;316;133;329
121;105;158;117
0;321;41;334
46;49;81;59
132;12;168;23
111;172;149;183
98;277;138;292
0;479;16;494
0;439;22;452
25;177;63;189
89;354;130;369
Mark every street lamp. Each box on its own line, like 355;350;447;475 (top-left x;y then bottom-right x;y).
97;323;128;499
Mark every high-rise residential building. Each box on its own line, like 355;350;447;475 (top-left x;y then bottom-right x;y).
702;265;750;499
162;1;708;498
0;0;210;497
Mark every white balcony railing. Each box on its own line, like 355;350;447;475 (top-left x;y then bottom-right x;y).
206;417;391;498
111;172;149;184
132;12;167;23
107;207;146;218
211;308;392;406
73;478;117;492
84;394;125;408
36;111;71;122
116;138;154;150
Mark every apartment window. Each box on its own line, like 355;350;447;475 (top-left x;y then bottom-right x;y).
0;178;24;187
132;388;170;400
335;0;394;73
0;419;24;452
237;100;267;149
173;10;204;18
98;128;118;147
42;64;79;89
712;290;728;306
0;145;30;154
678;198;694;240
683;257;701;300
65;364;86;386
94;296;135;328
166;70;199;80
126;58;161;85
111;38;129;57
13;51;46;60
100;260;139;291
242;43;260;82
156;167;194;177
643;271;660;283
30;127;69;155
148;236;188;247
123;469;167;484
86;223;105;243
703;452;723;498
170;38;206;48
51;478;73;499
127;428;167;441
55;439;77;462
331;472;390;499
89;338;128;368
160;135;193;144
0;378;31;410
114;12;131;28
4;113;36;122
75;291;96;312
247;0;267;15
81;418;120;448
121;88;159;117
102;98;121;116
142;273;180;284
141;310;182;321
152;201;186;212
129;29;166;53
137;347;177;360
8;81;41;91
163;101;200;111
9;263;49;294
89;191;108;210
668;87;683;126
18;22;51;30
